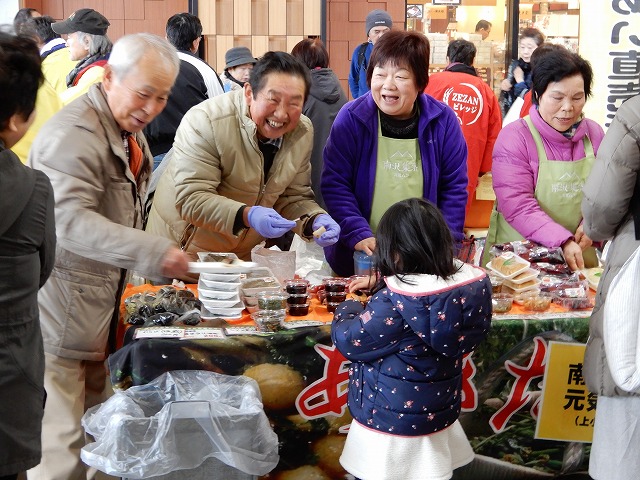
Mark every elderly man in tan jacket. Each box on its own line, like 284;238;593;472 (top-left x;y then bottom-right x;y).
27;33;190;480
146;51;340;276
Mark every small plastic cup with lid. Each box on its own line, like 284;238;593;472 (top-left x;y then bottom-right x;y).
285;279;309;295
287;293;309;305
322;277;348;294
251;310;286;332
287;303;311;316
257;292;289;311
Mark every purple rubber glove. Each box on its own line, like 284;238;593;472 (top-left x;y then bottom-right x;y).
312;214;340;247
247;206;296;238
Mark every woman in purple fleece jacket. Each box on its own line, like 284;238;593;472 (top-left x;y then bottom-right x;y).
321;31;468;277
482;49;604;271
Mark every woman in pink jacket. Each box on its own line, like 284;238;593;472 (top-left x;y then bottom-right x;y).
482;49;604;271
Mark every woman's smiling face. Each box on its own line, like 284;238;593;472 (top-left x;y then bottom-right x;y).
370;61;419;120
538;73;586;132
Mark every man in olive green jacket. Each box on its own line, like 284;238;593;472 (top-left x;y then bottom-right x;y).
146;51;340;271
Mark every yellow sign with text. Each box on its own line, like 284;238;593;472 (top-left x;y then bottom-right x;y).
536;342;595;443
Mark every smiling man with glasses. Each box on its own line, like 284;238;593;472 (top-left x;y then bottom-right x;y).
146;51;340;277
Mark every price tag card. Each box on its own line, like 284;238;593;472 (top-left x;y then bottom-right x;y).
476;173;496;201
283;320;325;329
224;326;263;336
182;328;226;340
134;327;185;339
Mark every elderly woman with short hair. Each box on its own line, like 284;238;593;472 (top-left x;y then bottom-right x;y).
482;49;605;270
321;30;468;277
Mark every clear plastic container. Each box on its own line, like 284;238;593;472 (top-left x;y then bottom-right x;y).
285;279;309;295
326;302;340;313
492;293;514;313
251;310;286;332
322;277;348;293
256;292;289;311
353;251;373;276
286;294;308;305
521;292;554;312
325;292;347;303
486;252;530;279
287;303;311;316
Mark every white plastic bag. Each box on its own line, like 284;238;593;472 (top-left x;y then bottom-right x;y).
290;234;333;283
81;370;279;478
603;245;640;393
502;95;525;127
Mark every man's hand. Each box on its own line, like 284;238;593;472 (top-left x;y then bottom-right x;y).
312;214;340;247
247;206;296;238
161;247;190;279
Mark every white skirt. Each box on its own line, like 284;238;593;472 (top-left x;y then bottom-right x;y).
339;420;474;480
590;395;640;480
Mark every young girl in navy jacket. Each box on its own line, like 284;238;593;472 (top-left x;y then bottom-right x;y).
331;197;492;480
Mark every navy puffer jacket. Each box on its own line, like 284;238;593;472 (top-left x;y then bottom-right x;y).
331;262;492;436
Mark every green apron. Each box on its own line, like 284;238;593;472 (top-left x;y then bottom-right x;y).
369;115;423;232
482;116;597;268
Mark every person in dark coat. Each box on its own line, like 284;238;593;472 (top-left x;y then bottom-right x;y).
0;30;56;480
332;198;491;480
291;38;347;208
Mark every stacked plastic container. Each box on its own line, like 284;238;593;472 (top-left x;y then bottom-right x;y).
196;253;245;319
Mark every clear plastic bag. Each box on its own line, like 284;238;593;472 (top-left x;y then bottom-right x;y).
81;370;279;479
250;244;296;286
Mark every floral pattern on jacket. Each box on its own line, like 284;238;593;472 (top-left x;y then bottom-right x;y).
331;262;492;436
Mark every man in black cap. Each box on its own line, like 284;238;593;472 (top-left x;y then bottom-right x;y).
347;9;392;99
220;46;257;92
51;8;112;104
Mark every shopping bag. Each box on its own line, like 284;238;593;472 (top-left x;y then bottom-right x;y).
502;95;525;128
603;245;640;393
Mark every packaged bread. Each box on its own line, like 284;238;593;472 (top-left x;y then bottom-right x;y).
488;252;530;279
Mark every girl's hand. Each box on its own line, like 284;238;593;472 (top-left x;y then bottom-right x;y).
562;239;585;271
574;224;593;250
513;66;524;83
500;78;512;91
348;275;375;294
354;237;376;256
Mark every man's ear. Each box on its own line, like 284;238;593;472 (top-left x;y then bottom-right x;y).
6;113;19;133
102;64;114;90
191;37;201;54
244;81;253;102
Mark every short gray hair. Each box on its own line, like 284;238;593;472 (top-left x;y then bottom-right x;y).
76;31;112;57
108;33;179;81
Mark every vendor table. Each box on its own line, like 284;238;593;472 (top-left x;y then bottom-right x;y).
109;285;594;480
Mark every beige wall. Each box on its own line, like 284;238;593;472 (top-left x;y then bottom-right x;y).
24;0;408;100
24;0;189;39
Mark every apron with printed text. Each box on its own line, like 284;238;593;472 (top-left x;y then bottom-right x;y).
482;116;597;268
369;116;423;232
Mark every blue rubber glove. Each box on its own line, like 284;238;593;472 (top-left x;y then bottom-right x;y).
312;214;340;247
247;206;296;238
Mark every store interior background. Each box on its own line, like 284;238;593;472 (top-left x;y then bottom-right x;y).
5;0;581;99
